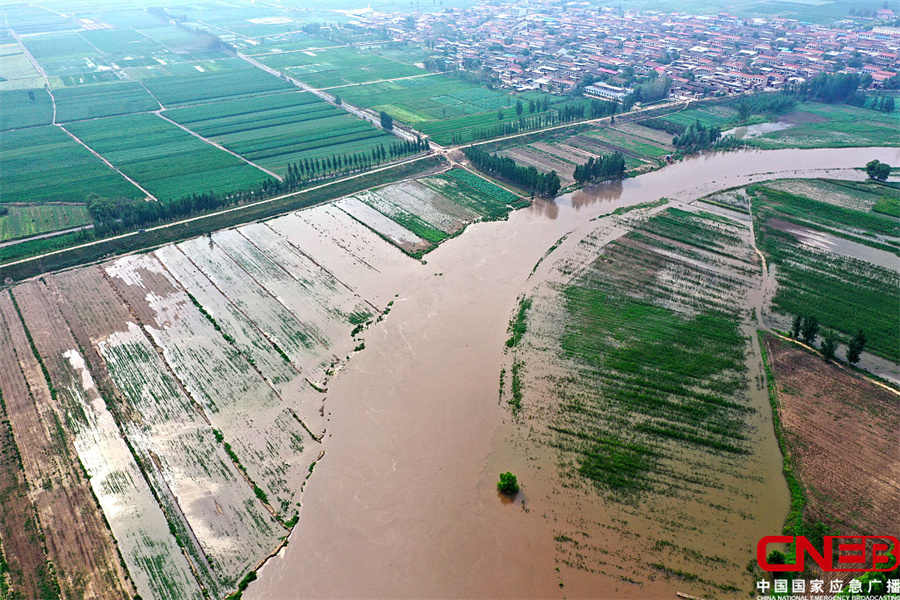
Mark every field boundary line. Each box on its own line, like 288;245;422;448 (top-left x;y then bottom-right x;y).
140;81;165;111
457;100;691;151
236;52;420;143
765;329;899;398
0;224;94;249
56;124;159;201
10;28;49;82
318;71;441;91
154;112;284;181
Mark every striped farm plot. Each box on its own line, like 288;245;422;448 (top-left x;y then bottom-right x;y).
60;347;203;600
333;196;431;255
498;146;577;186
418;169;526;221
0;290;132;599
13;279;200;600
266;205;414;306
355;179;479;237
90;329;279;594
206;228;375;379
152;244;306;393
170;237;323;365
163;91;394;177
104;254;314;525
236;221;376;328
39;269;282;596
152;242;328;431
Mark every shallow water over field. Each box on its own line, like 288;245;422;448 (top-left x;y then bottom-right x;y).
723;121;795;139
247;146;900;599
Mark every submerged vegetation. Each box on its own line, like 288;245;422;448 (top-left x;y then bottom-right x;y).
752;183;899;361
505;297;532;349
546;209;754;496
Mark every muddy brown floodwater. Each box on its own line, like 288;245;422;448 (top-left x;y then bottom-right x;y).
247;147;900;599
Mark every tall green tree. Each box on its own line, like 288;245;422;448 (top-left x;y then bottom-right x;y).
866;159;891;181
791;314;803;339
380;110;393;131
820;332;838;361
801;315;819;346
846;330;867;365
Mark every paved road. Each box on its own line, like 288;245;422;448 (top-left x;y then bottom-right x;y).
0;224;94;250
237;52;421;143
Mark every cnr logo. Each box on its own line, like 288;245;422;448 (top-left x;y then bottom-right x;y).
757;536;900;573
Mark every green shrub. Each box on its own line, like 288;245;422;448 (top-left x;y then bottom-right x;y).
497;472;519;495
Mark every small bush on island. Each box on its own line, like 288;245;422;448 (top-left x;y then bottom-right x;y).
497;471;519;495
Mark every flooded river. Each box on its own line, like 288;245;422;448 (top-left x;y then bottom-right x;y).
247;147;900;599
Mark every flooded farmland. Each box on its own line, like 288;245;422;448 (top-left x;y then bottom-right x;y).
0;147;897;599
247;146;899;599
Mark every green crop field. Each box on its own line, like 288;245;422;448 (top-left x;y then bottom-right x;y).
58;71;122;86
752;183;900;361
20;33;103;77
122;56;235;81
165;91;395;175
0;89;54;130
583;128;672;158
421;168;525;220
0;3;74;34
0;125;142;204
338;76;571;144
0;44;43;87
168;92;395;170
750;102;900;149
243;35;341;55
65;113;272;200
54;81;161;122
141;59;293;107
337;76;508;122
659;105;739;129
78;28;166;57
257;46;424;88
0;204;92;241
137;25;227;55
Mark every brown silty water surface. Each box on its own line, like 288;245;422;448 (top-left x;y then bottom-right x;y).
247;147;900;599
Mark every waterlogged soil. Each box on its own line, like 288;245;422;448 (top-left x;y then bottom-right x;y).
771;218;900;272
249;146;900;599
723;121;794;139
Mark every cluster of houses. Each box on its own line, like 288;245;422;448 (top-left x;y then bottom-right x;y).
353;2;899;100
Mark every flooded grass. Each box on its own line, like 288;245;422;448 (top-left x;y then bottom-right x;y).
535;210;757;499
752;185;899;240
752;183;900;361
556;274;750;494
509;206;783;595
505;296;532;349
